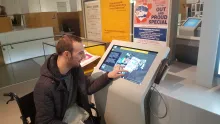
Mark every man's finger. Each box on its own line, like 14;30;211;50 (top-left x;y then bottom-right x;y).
118;69;128;72
114;65;120;70
117;73;124;77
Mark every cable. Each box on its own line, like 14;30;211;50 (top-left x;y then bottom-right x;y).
148;83;168;119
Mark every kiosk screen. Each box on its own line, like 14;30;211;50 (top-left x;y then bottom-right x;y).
100;45;158;84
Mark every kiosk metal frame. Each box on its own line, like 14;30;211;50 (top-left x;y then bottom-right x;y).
92;40;170;124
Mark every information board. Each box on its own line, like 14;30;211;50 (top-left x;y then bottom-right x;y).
101;0;130;42
85;1;102;41
133;0;169;46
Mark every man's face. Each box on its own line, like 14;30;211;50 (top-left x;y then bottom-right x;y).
67;41;85;67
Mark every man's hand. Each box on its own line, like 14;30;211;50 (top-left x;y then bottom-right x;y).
107;65;128;79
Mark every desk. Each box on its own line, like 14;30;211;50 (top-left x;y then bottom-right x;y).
150;62;220;124
175;35;200;65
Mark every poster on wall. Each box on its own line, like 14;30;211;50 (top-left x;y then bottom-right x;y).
101;0;130;42
133;0;169;46
85;1;102;41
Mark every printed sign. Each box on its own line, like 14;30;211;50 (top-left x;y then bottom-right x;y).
133;0;169;46
101;0;130;42
85;1;102;41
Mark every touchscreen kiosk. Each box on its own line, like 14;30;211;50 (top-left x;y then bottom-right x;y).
183;18;201;27
92;40;170;124
179;17;201;36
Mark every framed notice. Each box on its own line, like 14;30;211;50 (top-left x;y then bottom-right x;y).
85;1;102;41
133;0;169;46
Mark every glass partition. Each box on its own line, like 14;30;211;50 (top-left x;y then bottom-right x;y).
0;36;106;88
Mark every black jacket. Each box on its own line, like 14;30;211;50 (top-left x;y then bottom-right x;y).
34;54;111;124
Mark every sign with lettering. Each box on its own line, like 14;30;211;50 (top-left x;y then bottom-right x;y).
101;0;130;42
85;1;102;41
133;0;169;46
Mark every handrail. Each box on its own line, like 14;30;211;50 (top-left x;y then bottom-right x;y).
0;35;106;47
0;36;54;47
54;34;107;45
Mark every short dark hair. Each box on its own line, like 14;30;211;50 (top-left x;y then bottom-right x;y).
56;35;82;55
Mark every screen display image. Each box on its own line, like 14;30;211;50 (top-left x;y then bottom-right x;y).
183;18;201;27
100;45;158;84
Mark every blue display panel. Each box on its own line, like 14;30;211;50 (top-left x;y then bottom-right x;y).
100;45;158;84
183;18;201;27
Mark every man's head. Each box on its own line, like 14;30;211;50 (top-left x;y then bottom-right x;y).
56;35;85;68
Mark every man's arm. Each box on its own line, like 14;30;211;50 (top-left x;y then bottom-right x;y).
34;81;67;124
86;73;112;95
78;67;112;95
78;65;126;95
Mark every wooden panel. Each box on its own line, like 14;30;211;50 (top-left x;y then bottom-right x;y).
57;12;82;36
79;11;85;37
39;12;60;35
0;17;13;33
25;12;85;36
25;13;42;28
25;12;60;35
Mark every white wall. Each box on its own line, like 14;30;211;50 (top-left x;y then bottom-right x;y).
28;0;41;13
28;0;71;13
69;0;81;12
20;0;29;14
40;0;70;12
186;0;204;4
1;0;75;14
1;0;29;15
1;0;21;15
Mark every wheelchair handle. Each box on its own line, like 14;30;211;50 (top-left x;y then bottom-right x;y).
3;93;11;97
3;92;16;104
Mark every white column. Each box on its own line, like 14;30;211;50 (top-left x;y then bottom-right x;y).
196;0;220;88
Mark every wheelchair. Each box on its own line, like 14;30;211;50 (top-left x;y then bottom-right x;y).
3;92;35;124
3;92;101;124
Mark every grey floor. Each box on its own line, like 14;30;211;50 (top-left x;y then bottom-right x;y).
0;56;45;88
0;56;46;123
0;78;37;124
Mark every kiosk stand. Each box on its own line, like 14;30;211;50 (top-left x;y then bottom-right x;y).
92;40;170;124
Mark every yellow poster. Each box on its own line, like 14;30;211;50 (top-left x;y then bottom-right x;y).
101;0;130;42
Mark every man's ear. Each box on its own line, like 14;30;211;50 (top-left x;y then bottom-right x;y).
63;51;70;58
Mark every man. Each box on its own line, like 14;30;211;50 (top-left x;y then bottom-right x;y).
34;35;126;124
